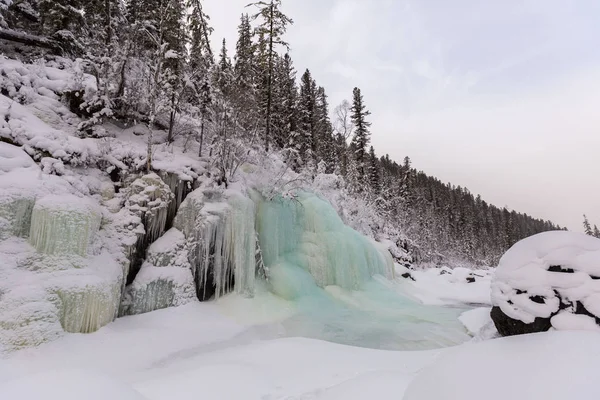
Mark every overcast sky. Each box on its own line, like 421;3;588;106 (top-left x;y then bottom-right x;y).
204;0;600;231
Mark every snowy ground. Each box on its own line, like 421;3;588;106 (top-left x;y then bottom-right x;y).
1;265;599;400
0;267;486;399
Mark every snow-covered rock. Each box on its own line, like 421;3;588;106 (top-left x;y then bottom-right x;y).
120;228;196;316
403;330;600;400
491;231;600;336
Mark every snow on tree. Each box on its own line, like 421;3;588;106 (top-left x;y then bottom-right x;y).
350;87;372;185
248;0;293;152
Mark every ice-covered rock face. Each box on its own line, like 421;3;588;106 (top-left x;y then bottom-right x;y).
120;228;196;316
29;194;102;257
0;143;42;240
173;188;256;301
491;231;600;336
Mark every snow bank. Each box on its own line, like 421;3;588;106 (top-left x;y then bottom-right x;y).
0;369;148;400
491;231;600;332
459;307;494;336
402;266;493;306
403;330;600;400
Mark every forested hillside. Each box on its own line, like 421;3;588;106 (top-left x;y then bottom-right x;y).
0;0;561;266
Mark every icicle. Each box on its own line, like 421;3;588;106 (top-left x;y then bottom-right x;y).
29;194;101;257
173;188;256;300
0;196;35;239
57;281;122;333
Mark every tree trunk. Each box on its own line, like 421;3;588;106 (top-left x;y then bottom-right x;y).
168;92;176;142
0;29;61;53
198;114;205;157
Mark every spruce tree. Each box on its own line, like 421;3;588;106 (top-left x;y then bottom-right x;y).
248;0;293;152
350;87;372;183
368;145;380;193
187;0;214;75
215;38;233;97
232;13;258;136
594;225;600;239
296;69;317;164
583;215;593;236
278;53;298;149
315;86;335;172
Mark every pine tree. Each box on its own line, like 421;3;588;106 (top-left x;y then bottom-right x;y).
214;38;233;97
39;0;85;52
248;0;293;152
232;13;258;137
187;0;214;75
278;53;298;149
315;86;335;172
296;69;317;165
368;145;380;193
350;87;372;184
82;0;123;50
594;225;600;239
583;215;593;236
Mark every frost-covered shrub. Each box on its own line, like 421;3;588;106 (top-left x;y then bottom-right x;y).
491;231;600;336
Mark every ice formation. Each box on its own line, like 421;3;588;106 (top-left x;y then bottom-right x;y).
491;231;600;333
252;191;394;299
53;270;122;333
173;188;256;300
0;143;45;239
121;228;196;316
124;174;174;282
29;194;102;256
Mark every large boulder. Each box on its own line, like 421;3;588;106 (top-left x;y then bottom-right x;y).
491;231;600;336
120;228;196;317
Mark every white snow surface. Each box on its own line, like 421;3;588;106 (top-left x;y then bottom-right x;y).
0;300;596;400
491;231;600;328
401;265;493;306
403;330;600;400
459;307;493;336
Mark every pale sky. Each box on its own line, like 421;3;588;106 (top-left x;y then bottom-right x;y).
205;0;600;231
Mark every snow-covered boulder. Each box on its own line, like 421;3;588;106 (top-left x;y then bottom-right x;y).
29;194;102;257
491;231;600;336
403;330;600;400
120;228;196;316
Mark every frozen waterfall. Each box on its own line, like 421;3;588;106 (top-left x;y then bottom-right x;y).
136;187;471;350
252;191;394;299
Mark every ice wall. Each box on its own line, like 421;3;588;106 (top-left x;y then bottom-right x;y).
29;194;102;257
252;191;394;300
174;189;256;301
